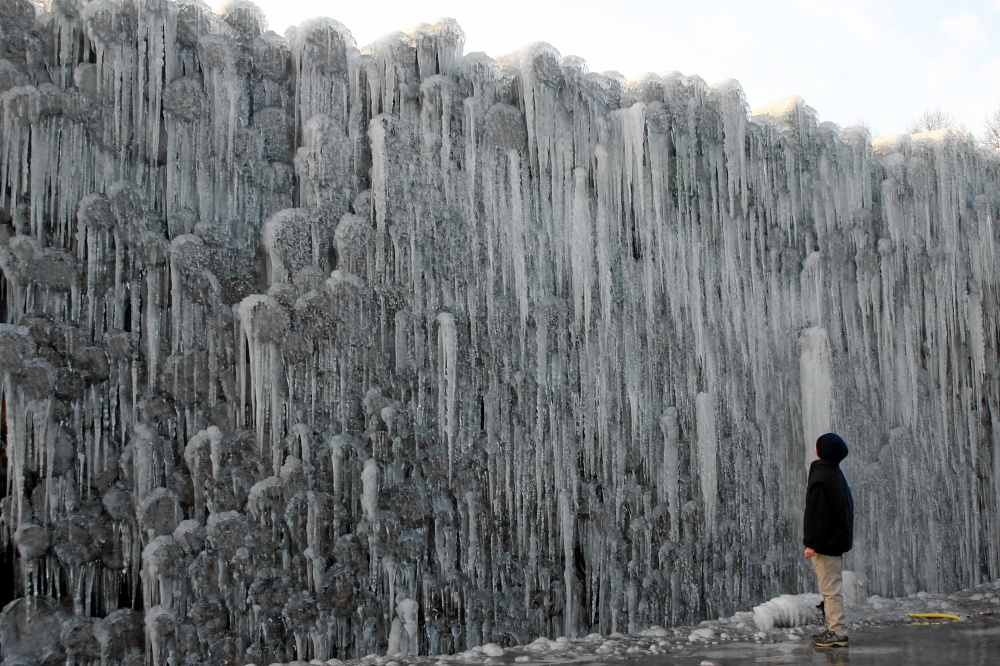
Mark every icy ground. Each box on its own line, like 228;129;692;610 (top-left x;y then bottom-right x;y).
246;580;1000;665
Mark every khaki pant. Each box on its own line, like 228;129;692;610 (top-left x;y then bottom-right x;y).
812;554;846;635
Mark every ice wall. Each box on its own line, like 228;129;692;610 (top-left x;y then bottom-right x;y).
0;0;999;663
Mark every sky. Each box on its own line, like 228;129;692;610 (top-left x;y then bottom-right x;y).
243;0;1000;139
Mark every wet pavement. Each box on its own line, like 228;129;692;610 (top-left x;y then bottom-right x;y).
626;615;1000;665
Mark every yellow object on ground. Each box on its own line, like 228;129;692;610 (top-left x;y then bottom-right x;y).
906;612;962;625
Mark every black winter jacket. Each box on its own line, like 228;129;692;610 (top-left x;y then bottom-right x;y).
803;434;855;556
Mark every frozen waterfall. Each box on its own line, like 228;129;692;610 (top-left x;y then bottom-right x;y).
0;0;999;663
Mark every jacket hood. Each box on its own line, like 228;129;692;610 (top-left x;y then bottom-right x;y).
816;432;849;463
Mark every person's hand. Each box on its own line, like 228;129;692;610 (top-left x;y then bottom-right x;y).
804;547;816;558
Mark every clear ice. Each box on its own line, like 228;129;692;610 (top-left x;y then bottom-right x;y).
0;0;998;664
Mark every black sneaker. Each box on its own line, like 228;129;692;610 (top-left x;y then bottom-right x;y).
811;630;849;647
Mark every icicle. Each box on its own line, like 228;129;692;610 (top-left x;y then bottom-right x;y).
799;327;832;463
696;392;718;528
361;459;378;524
659;407;680;542
398;597;420;655
437;312;458;481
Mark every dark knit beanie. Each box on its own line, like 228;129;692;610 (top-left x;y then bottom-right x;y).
816;432;849;463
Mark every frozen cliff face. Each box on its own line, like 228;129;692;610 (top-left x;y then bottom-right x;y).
0;0;999;663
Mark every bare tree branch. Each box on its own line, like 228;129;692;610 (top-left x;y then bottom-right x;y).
907;107;965;134
984;106;1000;149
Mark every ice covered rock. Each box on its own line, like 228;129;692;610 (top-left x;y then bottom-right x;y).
60;616;101;662
0;324;34;374
137;487;184;538
0;597;65;664
14;524;50;559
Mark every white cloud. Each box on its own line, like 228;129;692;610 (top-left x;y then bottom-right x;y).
940;13;987;45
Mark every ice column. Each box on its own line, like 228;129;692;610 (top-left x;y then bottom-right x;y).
696;392;718;527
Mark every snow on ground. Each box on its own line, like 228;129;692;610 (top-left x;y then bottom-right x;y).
249;579;1000;666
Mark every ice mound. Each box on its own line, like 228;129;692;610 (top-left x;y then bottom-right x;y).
752;594;823;631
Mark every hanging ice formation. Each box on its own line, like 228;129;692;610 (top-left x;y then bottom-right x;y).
0;0;999;663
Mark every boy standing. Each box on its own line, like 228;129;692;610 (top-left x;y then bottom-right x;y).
803;432;855;648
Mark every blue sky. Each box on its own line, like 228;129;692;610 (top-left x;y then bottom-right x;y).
245;0;1000;138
